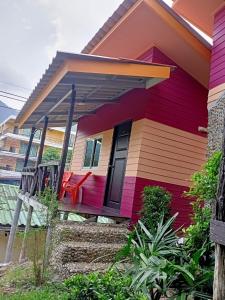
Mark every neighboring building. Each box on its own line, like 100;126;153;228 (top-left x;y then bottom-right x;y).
0;115;75;172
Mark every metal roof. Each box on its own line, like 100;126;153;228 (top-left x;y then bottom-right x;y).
16;52;173;128
0;184;84;227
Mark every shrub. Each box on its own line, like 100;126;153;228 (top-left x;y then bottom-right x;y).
64;269;147;300
183;152;221;258
42;147;61;162
186;151;221;203
140;186;171;233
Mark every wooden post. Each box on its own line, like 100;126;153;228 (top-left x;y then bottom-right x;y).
212;119;225;300
4;198;22;263
56;84;76;194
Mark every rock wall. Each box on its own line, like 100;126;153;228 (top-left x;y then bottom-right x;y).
208;92;225;156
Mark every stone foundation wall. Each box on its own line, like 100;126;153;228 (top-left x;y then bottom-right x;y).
208;92;225;156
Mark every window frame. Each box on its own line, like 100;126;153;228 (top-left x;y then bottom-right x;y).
82;137;102;169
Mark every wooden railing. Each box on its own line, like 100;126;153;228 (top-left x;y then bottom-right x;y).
20;161;60;196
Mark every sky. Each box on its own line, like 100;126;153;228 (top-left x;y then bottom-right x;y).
0;0;199;112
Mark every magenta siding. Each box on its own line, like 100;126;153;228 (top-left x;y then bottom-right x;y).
209;6;225;89
130;177;191;229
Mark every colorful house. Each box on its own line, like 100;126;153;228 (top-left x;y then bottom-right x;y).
0;115;75;172
14;0;211;232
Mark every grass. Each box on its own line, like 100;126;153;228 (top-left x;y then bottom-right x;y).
0;263;66;300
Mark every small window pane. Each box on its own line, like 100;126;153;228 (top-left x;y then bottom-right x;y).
92;139;102;167
83;140;94;167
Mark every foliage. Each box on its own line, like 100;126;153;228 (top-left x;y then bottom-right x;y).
66;149;72;163
42;147;61;162
185;151;221;203
120;215;213;299
126;215;192;299
39;187;58;224
140;186;171;233
183;152;221;262
64;269;147;300
183;199;212;257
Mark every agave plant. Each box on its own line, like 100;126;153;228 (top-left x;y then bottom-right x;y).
127;214;195;300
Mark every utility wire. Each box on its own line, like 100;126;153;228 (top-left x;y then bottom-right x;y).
0;105;18;110
0;90;27;100
0;80;31;91
0;94;27;103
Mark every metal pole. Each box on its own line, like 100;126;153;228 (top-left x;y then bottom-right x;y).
5;126;36;264
36;116;48;166
4;198;22;263
24;127;36;168
20;118;48;261
56;84;76;194
19;205;33;263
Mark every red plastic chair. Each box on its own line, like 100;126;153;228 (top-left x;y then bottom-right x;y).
60;172;92;204
59;171;73;200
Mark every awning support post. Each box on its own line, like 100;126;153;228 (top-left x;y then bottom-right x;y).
5;126;37;264
4;198;23;264
20;117;48;262
56;84;76;195
36;116;48;166
24;126;36;168
19;205;33;263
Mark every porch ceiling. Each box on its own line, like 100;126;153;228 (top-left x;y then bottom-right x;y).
16;52;174;128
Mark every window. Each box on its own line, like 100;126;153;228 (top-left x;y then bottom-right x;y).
19;142;38;157
83;138;102;168
9;146;16;153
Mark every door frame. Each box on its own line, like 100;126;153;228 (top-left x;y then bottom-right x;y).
104;120;132;209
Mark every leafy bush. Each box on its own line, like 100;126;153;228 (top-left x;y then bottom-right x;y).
125;215;212;299
140;186;171;233
183;152;221;258
42;147;61;162
64;269;147;300
186;151;221;203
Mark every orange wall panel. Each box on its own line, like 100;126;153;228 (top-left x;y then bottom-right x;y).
125;118;207;186
70;129;113;176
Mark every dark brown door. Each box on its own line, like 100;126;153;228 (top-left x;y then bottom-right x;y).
104;121;132;209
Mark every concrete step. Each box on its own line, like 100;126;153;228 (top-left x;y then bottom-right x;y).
63;262;111;277
58;241;124;264
53;221;128;245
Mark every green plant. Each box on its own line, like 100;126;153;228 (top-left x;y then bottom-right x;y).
42;147;61;162
186;151;221;203
126;215;193;299
140;186;171;233
39;187;58;224
64;269;147;300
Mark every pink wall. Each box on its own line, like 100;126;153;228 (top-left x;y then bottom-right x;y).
71;47;208;227
130;177;191;229
209;6;225;89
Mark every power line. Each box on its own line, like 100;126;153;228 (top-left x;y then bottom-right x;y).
0;90;27;100
0;94;26;103
0;80;31;91
0;105;18;110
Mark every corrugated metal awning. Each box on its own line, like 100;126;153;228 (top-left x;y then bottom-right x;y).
16;52;174;128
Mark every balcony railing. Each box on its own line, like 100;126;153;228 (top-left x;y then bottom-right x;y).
20;161;60;196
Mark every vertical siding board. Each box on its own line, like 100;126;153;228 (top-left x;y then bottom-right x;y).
210;6;225;89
